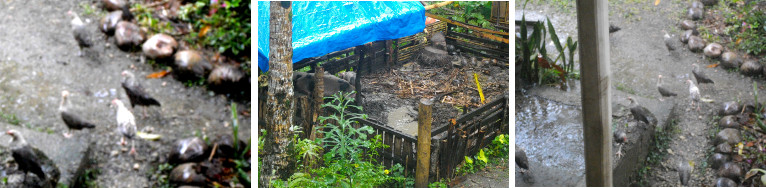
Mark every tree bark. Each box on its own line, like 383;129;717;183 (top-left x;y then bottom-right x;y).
260;2;293;187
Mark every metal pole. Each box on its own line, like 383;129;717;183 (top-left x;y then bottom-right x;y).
576;0;612;186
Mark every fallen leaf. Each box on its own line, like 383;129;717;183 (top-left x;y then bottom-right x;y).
199;25;211;38
707;64;719;68
747;141;755;147
654;0;660;5
737;38;743;44
146;70;170;79
137;131;161;140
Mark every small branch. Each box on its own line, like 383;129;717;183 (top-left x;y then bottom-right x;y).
208;143;219;161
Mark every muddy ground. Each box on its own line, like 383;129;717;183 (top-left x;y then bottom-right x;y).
517;0;766;186
0;0;250;186
362;59;509;137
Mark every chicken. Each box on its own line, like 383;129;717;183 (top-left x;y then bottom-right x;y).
59;90;96;138
6;130;46;184
121;71;161;117
68;10;93;57
112;99;137;155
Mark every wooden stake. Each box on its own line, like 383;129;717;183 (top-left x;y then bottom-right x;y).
415;98;433;188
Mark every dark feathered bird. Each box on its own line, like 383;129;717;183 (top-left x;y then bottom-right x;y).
627;97;658;126
59;91;96;138
692;64;714;85
121;70;161;117
68;11;92;57
657;75;677;101
609;24;621;33
6;130;46;184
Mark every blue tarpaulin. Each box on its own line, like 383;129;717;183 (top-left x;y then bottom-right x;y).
258;1;425;72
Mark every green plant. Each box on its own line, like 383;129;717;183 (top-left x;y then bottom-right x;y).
0;111;20;125
185;0;251;56
318;91;373;164
427;1;496;32
517;13;578;86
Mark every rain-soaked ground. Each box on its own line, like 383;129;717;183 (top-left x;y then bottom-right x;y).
0;0;250;186
517;0;766;186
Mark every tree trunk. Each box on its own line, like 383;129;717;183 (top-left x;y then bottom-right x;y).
260;2;293;187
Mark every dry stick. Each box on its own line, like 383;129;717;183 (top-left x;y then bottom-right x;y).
208;143;219;161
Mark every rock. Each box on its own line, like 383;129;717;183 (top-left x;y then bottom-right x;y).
680;30;698;43
716;128;742;145
691;1;704;8
680;20;697;30
100;11;122;35
711;153;729;170
142;34;178;59
717;162;743;181
720;102;741;116
718;116;739;129
174;50;211;79
200;160;225;182
214;134;246;158
701;0;719;6
133;163;140;170
715;177;737;187
169;137;208;164
102;0;126;11
740;59;762;76
688;7;704;20
338;71;356;85
169;163;206;186
688;36;706;52
715;143;733;154
115;21;145;50
721;52;742;69
207;65;246;90
704;43;723;58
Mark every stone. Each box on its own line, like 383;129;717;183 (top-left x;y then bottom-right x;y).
102;0;126;11
740;59;762;76
142;34;178;59
99;11;122;35
691;1;704;8
715;143;732;154
716;128;741;145
170;163;206;186
680;30;698;43
688;7;704;20
717;162;743;181
711;153;729;170
720;102;741;116
721;52;742;69
680;20;697;30
115;21;145;50
703;43;723;58
715;177;737;187
169;137;208;164
174;50;212;79
688;36;706;52
719;116;739;129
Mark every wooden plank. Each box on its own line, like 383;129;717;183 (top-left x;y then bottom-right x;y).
577;0;612;185
426;13;509;37
359;119;418;143
447;30;508;50
456;96;505;124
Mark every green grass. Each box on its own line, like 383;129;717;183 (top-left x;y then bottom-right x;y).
615;82;637;95
0;111;20;125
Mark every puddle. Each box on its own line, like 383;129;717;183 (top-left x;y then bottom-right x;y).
515;94;585;186
386;106;418;136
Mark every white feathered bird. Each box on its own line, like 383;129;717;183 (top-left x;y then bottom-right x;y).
112;99;137;155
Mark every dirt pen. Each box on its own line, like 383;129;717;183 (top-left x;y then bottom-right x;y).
260;16;509;183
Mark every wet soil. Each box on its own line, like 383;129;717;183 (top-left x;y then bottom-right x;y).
362;59;509;137
517;0;766;186
0;0;250;186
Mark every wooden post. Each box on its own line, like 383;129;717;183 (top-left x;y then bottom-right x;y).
415;98;433;188
354;45;364;107
576;0;612;186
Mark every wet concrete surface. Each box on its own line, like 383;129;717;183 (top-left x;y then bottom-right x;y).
0;0;250;186
518;0;766;186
